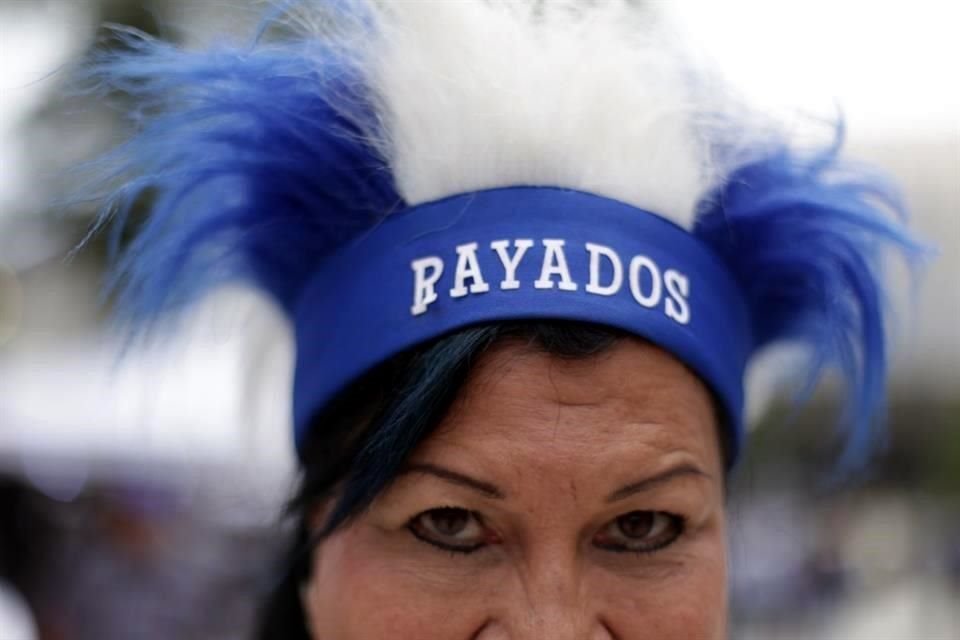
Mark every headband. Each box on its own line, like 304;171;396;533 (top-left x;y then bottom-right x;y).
294;187;752;457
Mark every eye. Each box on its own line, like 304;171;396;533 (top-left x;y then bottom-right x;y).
407;507;491;554
593;510;684;554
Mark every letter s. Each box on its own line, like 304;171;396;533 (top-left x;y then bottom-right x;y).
664;269;691;325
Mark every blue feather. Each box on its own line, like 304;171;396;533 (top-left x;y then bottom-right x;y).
76;14;400;324
75;6;926;473
694;124;926;470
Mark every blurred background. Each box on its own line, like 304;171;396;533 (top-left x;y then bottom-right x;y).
0;1;956;638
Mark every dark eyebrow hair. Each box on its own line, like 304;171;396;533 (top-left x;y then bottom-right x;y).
606;464;711;503
399;463;506;500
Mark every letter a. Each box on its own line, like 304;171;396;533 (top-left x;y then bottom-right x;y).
535;239;578;291
450;242;491;298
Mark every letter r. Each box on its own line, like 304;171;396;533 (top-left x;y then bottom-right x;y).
411;256;444;315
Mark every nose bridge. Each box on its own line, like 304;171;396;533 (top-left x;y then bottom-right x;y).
504;546;602;639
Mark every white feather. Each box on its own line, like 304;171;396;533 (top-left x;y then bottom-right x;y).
320;0;715;228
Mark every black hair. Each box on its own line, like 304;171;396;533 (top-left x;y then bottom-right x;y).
254;320;723;639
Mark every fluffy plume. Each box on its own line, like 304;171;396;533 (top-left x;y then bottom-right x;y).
77;0;714;320
695;128;925;468
77;10;399;317
359;0;704;219
75;0;922;465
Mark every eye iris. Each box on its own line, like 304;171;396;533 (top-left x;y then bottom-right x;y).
617;511;655;539
428;508;470;536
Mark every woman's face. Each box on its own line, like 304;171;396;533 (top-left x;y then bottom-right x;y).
302;338;728;639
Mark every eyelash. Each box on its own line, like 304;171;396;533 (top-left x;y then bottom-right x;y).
408;527;486;555
406;508;686;556
407;517;486;555
595;513;687;556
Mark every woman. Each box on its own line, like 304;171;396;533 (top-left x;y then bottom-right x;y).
80;1;920;637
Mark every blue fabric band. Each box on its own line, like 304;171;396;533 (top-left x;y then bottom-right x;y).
293;187;753;461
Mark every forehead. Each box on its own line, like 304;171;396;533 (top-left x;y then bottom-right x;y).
419;337;723;479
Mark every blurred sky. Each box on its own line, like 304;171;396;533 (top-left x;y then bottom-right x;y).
672;0;960;136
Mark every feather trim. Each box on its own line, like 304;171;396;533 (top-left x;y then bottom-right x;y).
695;124;926;468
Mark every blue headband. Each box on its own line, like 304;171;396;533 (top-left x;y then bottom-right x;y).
293;187;753;459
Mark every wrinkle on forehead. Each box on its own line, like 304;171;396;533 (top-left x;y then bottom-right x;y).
422;337;723;491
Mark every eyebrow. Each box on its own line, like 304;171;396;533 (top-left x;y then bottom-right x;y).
399;462;710;503
606;464;711;503
399;463;506;500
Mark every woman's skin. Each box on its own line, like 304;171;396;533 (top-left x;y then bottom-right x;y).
302;338;727;639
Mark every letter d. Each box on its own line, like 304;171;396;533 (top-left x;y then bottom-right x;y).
585;243;623;296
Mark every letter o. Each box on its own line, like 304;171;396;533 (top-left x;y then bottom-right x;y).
629;255;662;309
